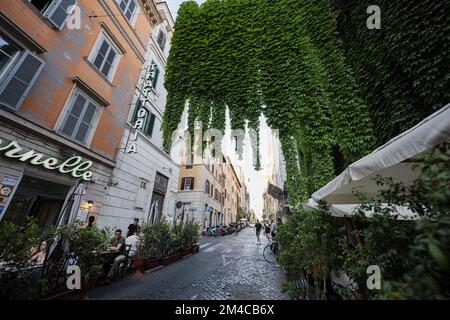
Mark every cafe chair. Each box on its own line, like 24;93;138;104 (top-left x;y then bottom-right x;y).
114;244;132;280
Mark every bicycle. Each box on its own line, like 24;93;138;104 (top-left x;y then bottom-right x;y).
263;239;279;263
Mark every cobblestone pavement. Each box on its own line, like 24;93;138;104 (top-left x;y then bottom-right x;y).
89;228;290;300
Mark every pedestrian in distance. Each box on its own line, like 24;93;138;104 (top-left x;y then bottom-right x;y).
270;219;277;240
264;221;271;241
255;220;262;244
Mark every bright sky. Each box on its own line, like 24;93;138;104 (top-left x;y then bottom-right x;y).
166;0;282;218
167;0;206;18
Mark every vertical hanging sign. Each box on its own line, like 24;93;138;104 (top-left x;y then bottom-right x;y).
126;63;157;154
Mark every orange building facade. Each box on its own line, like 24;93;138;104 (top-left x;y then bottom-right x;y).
0;0;159;227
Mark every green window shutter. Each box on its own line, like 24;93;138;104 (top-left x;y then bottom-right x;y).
152;66;160;88
131;99;142;123
144;112;155;137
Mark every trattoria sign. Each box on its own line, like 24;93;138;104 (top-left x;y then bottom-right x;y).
126;63;157;154
0;139;93;181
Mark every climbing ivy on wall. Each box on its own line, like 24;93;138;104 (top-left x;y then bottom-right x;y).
335;0;450;145
163;0;376;202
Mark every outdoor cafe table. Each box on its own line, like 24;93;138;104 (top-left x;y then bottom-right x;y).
98;250;120;278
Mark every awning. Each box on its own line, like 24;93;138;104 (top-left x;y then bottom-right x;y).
308;103;450;211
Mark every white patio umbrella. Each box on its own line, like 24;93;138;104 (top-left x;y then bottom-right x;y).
66;183;86;225
307;103;450;216
148;199;160;223
48;182;86;258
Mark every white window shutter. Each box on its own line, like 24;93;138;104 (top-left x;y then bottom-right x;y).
46;0;77;30
0;51;45;111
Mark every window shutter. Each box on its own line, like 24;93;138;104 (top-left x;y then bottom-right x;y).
152;66;159;88
181;178;186;190
0;51;45;111
61;93;86;137
93;40;109;70
190;178;195;190
157;31;166;51
144;113;155;137
75;102;97;143
101;48;117;77
131;99;141;123
46;0;77;30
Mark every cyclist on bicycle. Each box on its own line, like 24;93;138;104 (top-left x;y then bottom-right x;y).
270;219;277;240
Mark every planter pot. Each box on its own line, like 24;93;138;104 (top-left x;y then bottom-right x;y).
182;247;191;256
143;258;159;270
161;256;172;266
79;277;97;300
172;251;182;262
133;258;144;277
192;244;200;253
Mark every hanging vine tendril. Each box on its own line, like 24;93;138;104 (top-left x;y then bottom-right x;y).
163;0;376;202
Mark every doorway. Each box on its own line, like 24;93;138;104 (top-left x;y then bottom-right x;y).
2;175;70;228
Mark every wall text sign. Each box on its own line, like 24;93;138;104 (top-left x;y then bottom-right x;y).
0;139;93;181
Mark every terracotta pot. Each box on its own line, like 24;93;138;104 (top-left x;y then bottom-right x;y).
143;258;159;270
134;258;144;271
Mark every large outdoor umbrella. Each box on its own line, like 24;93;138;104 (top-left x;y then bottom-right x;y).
148;199;160;223
65;183;86;225
47;182;86;258
307;103;450;216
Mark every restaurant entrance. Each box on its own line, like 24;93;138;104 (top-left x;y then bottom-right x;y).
2;175;70;228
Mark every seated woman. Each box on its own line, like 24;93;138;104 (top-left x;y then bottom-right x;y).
30;241;47;265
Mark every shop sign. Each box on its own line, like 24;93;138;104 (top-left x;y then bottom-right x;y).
0;139;93;181
126;63;157;154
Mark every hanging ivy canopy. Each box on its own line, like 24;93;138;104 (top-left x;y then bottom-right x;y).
162;0;377;203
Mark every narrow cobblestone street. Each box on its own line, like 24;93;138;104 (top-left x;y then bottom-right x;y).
89;228;289;300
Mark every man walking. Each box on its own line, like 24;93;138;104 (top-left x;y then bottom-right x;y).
255;220;263;244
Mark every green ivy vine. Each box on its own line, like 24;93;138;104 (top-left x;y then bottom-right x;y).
163;0;376;201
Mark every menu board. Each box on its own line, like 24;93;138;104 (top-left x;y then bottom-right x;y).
0;173;21;221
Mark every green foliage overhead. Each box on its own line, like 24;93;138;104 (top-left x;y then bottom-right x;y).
163;0;375;201
335;0;450;145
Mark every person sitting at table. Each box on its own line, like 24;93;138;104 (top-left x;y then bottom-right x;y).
30;240;47;265
125;226;141;257
106;229;126;281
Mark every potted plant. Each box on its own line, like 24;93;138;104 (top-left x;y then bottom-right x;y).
145;218;172;266
0;217;57;300
139;222;159;270
182;220;200;255
58;222;109;300
170;222;183;262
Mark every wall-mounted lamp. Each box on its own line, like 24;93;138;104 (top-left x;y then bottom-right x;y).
88;200;94;209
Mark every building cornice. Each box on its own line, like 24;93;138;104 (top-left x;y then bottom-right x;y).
141;0;162;25
0;108;116;168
